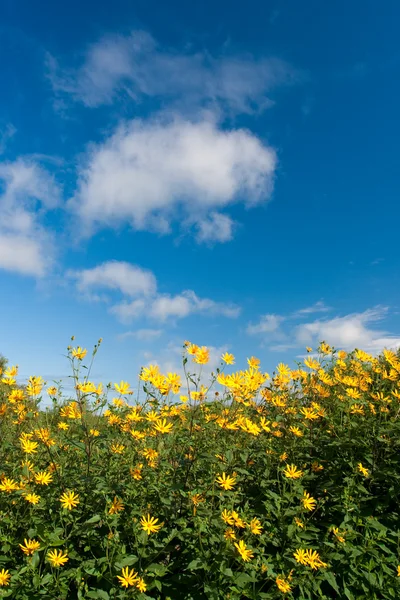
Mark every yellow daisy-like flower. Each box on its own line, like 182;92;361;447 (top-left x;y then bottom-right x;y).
34;471;53;485
60;490;80;510
276;575;292;593
283;464;303;479
153;418;173;434
193;346;210;365
221;352;235;365
24;492;40;505
293;548;308;565
357;462;369;477
20;438;39;454
117;567;139;588
248;517;263;535
110;443;125;454
234;540;254;562
19;539;40;555
0;569;11;586
216;472;237;490
109;496;124;514
302;491;317;511
0;477;19;492
140;514;163;534
47;549;69;567
224;527;236;540
71;346;87;360
114;380;132;395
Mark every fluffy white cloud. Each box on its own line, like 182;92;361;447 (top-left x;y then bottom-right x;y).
47;30;297;114
295;307;400;352
70;260;157;297
70;116;276;242
247;313;284;335
70;260;240;323
0;158;60;276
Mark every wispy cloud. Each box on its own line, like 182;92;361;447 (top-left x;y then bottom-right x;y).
69;260;241;323
295;306;400;352
247;303;400;353
47;30;298;115
117;328;163;341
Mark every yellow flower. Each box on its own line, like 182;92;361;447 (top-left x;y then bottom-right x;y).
221;509;235;525
247;356;261;369
0;477;19;492
20;438;39;454
71;346;87;360
47;386;58;396
293;548;308;565
221;352;235;365
0;569;11;586
114;380;132;395
140;514;163;534
295;517;305;528
302;491;317;511
47;549;69;567
224;527;236;540
117;567;139;588
304;549;327;569
60;490;80;510
289;426;304;437
19;539;40;555
397;565;400;577
234;540;254;562
110;443;125;454
276;575;292;593
283;464;303;479
153;418;173;434
90;428;100;436
34;471;53;485
357;462;369;477
216;472;237;490
304;357;320;370
26;376;44;397
24;493;40;505
332;527;345;543
130;464;143;480
136;577;147;592
193;346;210;365
58;422;69;431
186;343;199;355
248;517;263;535
109;496;124;514
301;407;319;420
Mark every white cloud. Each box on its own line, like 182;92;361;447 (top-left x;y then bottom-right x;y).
70;260;240;324
70;116;276;242
47;30;297;114
195;212;235;244
292;301;331;317
69;260;156;297
0;158;60;276
117;328;163;341
295;307;400;352
247;313;284;335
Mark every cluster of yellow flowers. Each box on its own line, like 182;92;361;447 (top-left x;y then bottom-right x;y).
1;339;400;596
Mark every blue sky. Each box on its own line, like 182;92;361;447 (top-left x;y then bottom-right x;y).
1;0;400;389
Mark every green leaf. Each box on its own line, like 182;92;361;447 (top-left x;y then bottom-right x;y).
324;571;339;594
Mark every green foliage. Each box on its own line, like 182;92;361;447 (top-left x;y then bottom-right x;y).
0;341;399;598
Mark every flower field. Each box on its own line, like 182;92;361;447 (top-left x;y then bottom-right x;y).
1;340;400;599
